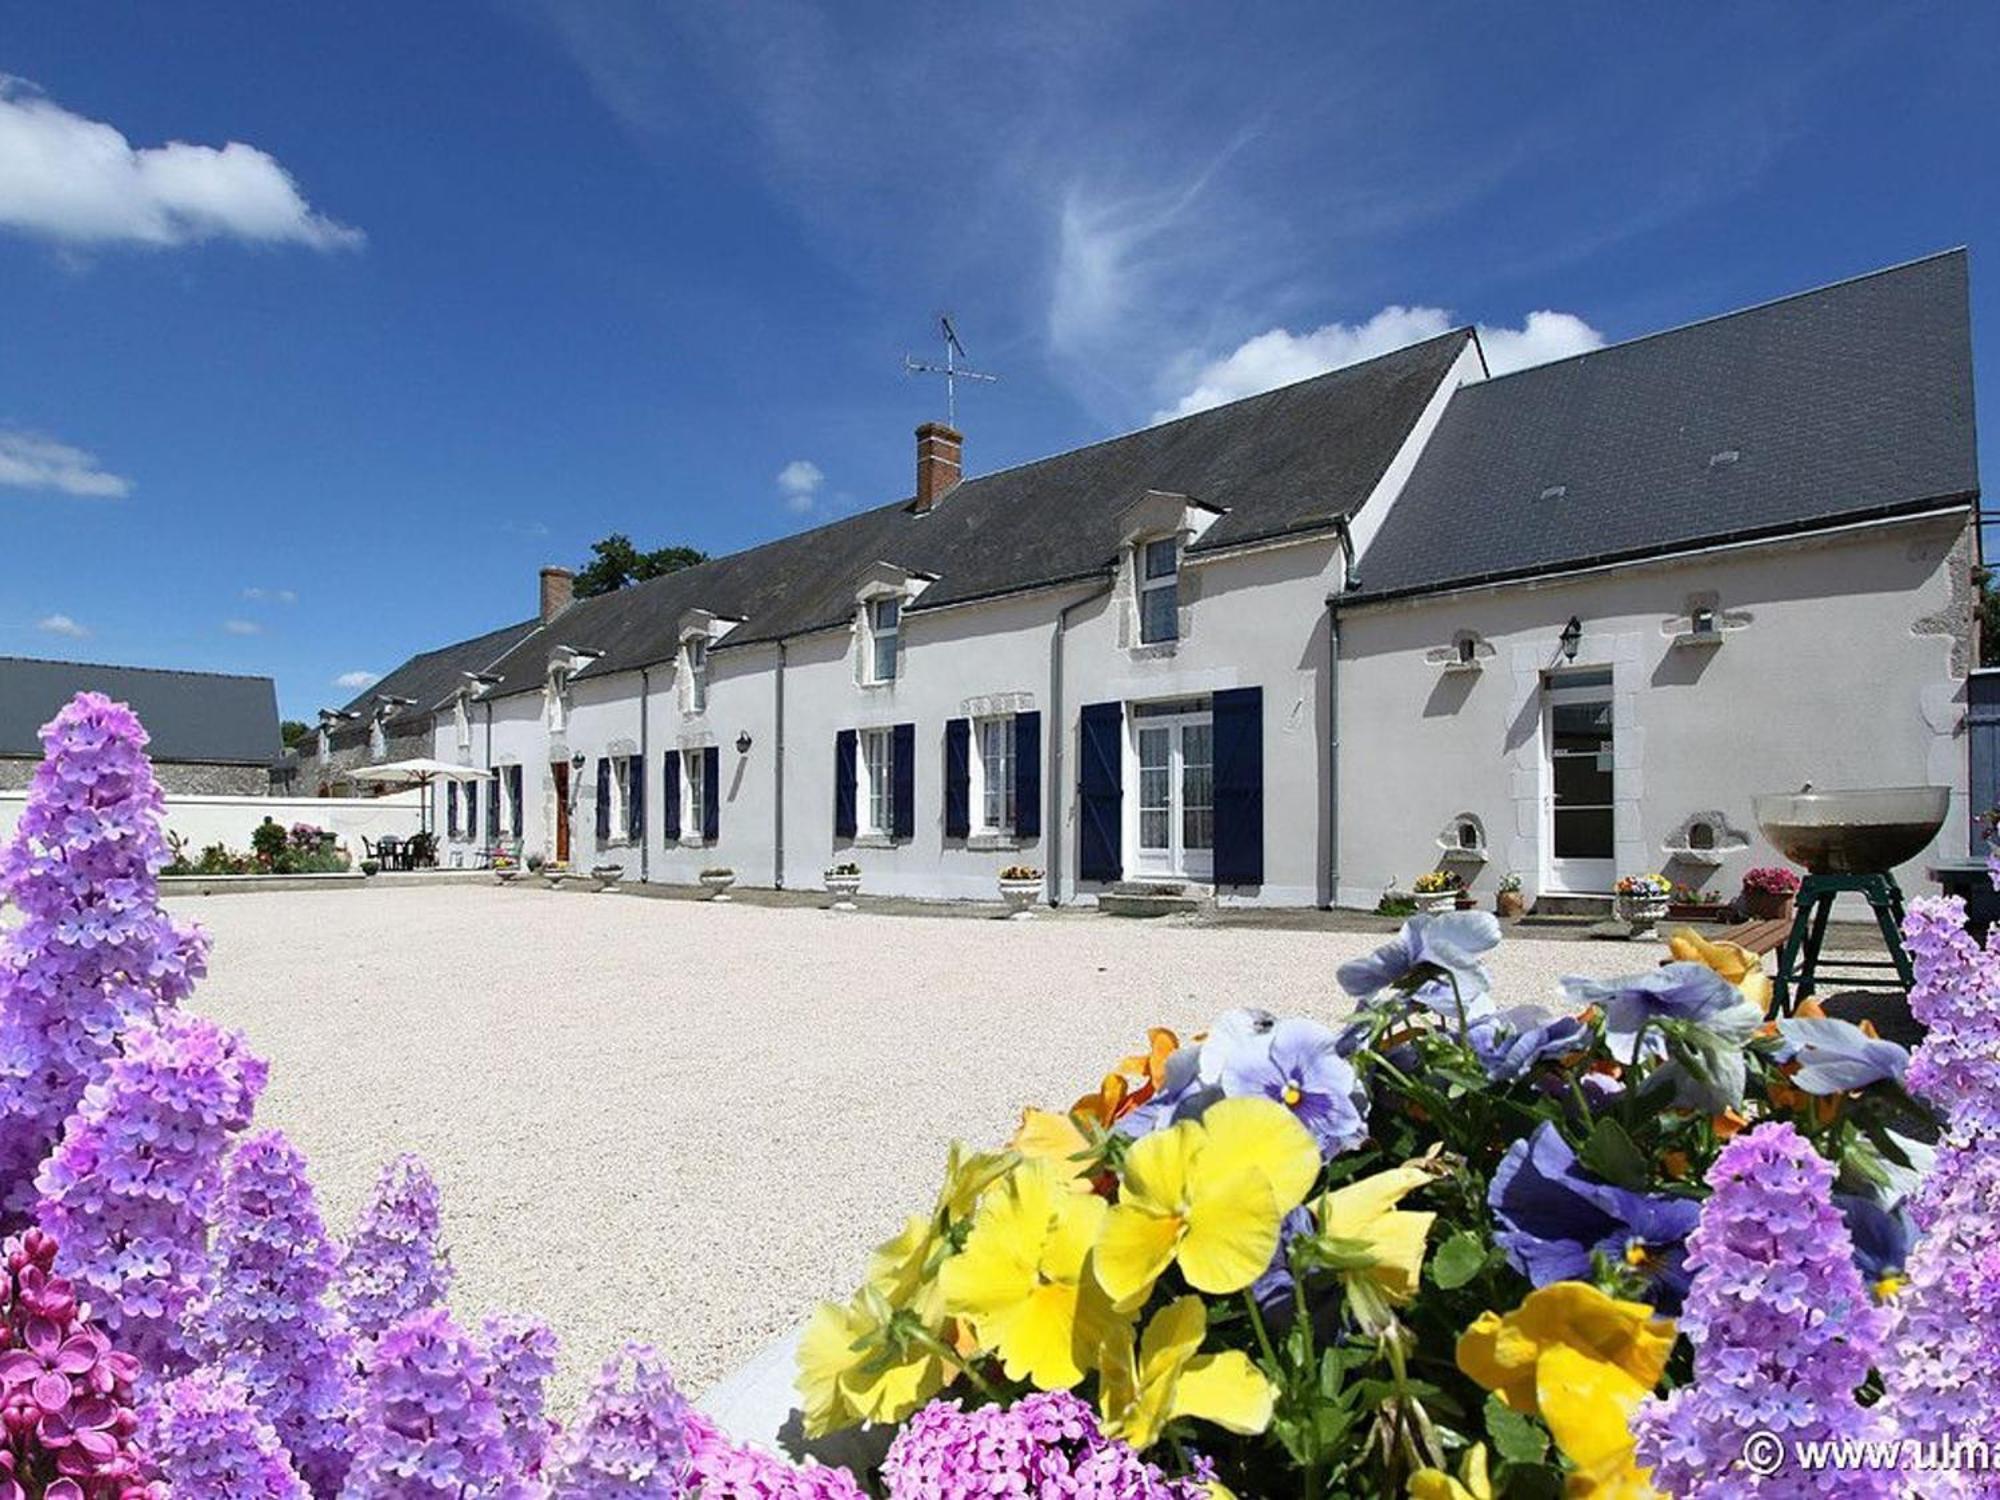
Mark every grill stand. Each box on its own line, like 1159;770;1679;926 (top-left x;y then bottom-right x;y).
1771;872;1915;1016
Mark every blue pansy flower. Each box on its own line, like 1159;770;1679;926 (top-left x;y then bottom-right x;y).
1834;1193;1915;1296
1775;1017;1909;1094
1466;1007;1591;1083
1207;1014;1369;1155
1336;911;1502;1018
1560;963;1762;1111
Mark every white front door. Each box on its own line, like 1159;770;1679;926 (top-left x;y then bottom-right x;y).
1135;711;1213;881
1545;668;1615;893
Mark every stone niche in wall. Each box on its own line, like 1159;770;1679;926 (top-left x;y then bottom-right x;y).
1661;809;1749;891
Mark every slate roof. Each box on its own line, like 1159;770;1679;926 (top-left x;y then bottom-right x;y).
475;329;1473;694
1345;250;1980;604
0;657;280;765
327;619;541;745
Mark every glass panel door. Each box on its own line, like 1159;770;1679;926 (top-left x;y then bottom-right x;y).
1133;713;1213;880
1545;674;1615;893
1180;721;1213;879
1137;726;1173;872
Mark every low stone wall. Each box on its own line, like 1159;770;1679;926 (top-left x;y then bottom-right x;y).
0;789;424;858
0;758;268;796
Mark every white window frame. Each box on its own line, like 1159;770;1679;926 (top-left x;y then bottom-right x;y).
606;755;633;843
974;714;1016;835
453;696;472;753
1138;537;1180;645
868;597;901;684
861;726;895;836
686;751;706;841
685;636;709;714
545;668;569;733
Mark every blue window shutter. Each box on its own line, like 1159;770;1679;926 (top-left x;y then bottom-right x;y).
447;782;459;837
703;747;720;840
1212;686;1264;886
510;766;524;838
628;757;645;840
1078;702;1122;882
891;722;916;840
1013;711;1042;839
595;757;611;840
486;774;499;839
465;782;477;841
834;730;857;839
663;752;682;841
943;718;970;838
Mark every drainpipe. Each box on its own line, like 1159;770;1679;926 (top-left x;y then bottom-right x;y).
639;667;651;884
1048;580;1114;906
774;641;787;890
1325;517;1361;911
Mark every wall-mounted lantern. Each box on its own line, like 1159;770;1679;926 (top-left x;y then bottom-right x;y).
1559;616;1583;663
736;731;754;755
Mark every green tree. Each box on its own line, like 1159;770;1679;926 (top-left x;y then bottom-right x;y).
574;534;709;598
280;719;310;748
1978;564;2000;669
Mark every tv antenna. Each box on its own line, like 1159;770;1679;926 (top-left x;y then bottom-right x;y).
904;314;997;428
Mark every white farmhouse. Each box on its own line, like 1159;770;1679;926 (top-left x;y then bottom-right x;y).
327;251;1979;912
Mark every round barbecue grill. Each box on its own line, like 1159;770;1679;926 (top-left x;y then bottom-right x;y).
1750;785;1949;1013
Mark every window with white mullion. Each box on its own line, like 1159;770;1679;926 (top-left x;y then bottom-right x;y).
862;727;894;835
976;715;1015;834
869;598;901;683
1139;538;1179;644
609;756;631;838
685;637;709;713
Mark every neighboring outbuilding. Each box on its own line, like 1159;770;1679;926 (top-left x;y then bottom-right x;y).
0;657;281;795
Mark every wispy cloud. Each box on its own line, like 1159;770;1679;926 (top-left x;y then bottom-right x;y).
36;612;89;639
242;586;297;604
334;669;380;690
1155;306;1604;423
775;458;824;514
0;429;132;498
222;618;263;636
0;76;361;251
501;519;551;537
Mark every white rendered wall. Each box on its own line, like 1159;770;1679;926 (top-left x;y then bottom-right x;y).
1334;513;1972;911
0;790;423;860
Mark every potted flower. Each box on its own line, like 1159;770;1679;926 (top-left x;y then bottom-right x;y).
699;866;737;901
824;862;862;910
493;850;519;884
1614;871;1673;938
998;864;1042;919
1495;871;1525;919
1741;865;1801;921
360;858;380;878
589;862;625;891
1411;869;1463;914
541;860;569;889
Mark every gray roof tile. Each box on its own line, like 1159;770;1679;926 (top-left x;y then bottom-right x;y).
0;657;280;765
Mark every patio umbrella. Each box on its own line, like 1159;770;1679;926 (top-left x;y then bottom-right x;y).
344;758;490;837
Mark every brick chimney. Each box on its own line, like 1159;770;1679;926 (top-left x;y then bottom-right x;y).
539;566;574;623
913;422;963;513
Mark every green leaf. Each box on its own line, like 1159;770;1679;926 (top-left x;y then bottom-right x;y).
1578;1117;1650;1190
1485;1393;1550;1465
1431;1230;1488;1290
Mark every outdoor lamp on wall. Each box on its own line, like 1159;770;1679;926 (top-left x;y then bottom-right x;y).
570;752;585;769
736;731;753;755
1560;616;1583;662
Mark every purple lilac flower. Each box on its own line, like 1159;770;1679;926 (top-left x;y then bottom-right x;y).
544;1344;692;1498
1336;910;1500;1012
1465;1007;1590;1084
144;1368;309;1500
337;1155;452;1345
1902;898;2000;1131
879;1392;1211;1499
1633;1123;1895;1498
0;1227;156;1500
0;693;208;1221
342;1307;514;1500
1488;1122;1702;1309
685;1412;865;1499
481;1312;559;1481
1773;1016;1909;1095
1206;1015;1368;1155
33;1009;265;1374
200;1130;357;1495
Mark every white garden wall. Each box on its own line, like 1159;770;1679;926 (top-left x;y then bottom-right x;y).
0;790;423;861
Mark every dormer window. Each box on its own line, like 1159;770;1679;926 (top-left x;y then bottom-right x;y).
870;597;901;683
686;636;709;713
1457;637;1478;665
545;665;570;733
453;694;472;753
1140;538;1179;644
1690;606;1717;636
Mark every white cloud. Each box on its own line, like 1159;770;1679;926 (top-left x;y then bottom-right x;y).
776;458;825;514
36;612;88;638
1155;305;1605;422
334;670;380;690
222;619;262;636
0;77;362;251
0;428;131;497
242;586;297;604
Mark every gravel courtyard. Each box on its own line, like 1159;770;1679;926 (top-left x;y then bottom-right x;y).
175;884;1668;1405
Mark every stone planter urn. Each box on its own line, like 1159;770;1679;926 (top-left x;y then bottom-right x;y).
494;867;519;885
1615;892;1671;939
1415;891;1458;915
700;870;737;902
824;870;862;910
541;869;568;889
590;864;624;891
998;875;1042;919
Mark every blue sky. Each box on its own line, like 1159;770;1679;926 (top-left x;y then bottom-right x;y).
1;2;1992;722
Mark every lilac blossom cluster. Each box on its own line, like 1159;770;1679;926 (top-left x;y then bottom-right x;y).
0;1228;156;1500
879;1392;1213;1500
479;1313;559;1485
543;1344;693;1499
341;1307;513;1500
1632;1123;1894;1498
1901;898;2000;1133
201;1130;356;1495
0;693;207;1220
336;1156;452;1345
685;1413;865;1499
33;1009;264;1373
145;1368;308;1500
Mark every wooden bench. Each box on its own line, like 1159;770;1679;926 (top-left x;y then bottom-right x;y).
1706;917;1794;956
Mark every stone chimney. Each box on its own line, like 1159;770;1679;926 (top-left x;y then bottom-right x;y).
913;422;963;513
539;566;574;623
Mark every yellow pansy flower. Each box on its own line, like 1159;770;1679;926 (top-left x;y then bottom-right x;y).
939;1158;1117;1389
1668;927;1773;1014
795;1290;951;1437
1094;1096;1320;1304
1410;1444;1494;1500
1010;1107;1097;1190
1457;1283;1674;1499
1312;1164;1437;1330
1095;1295;1275;1451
